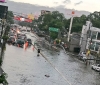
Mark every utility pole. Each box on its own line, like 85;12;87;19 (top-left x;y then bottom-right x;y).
0;2;8;85
67;16;73;42
0;5;8;58
67;10;77;42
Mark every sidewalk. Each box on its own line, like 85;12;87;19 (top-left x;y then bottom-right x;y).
30;32;60;51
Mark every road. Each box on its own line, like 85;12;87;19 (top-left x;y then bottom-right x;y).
1;32;100;85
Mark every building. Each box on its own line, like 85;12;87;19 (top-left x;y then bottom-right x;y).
69;32;81;53
41;10;51;15
80;21;100;52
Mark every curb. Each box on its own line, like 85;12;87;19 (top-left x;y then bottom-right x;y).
31;32;60;51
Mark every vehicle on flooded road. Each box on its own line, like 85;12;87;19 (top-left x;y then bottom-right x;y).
12;39;25;48
91;64;100;72
78;52;87;61
26;38;32;46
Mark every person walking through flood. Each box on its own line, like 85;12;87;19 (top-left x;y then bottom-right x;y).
24;41;29;50
37;48;40;56
86;49;91;65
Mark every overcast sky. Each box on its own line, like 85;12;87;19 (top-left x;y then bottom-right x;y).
9;0;100;12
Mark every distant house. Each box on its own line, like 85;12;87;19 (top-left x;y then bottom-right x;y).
41;10;51;15
69;32;81;53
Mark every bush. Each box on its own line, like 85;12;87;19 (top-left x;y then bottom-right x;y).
0;73;8;85
50;32;58;40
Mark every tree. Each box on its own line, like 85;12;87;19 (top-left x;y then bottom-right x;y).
50;31;58;40
37;11;66;39
71;15;87;32
72;23;83;32
87;11;100;28
33;11;100;34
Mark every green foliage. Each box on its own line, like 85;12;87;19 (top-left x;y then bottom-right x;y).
2;35;9;41
6;25;10;34
72;23;83;32
50;32;58;40
55;39;59;44
87;11;100;28
0;73;8;85
6;25;10;29
31;11;100;34
38;11;66;32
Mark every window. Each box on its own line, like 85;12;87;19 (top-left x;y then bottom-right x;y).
97;32;100;40
91;31;97;39
95;42;100;51
87;30;91;38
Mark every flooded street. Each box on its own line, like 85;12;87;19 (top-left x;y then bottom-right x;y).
1;0;100;84
1;33;100;85
2;45;67;85
42;50;100;85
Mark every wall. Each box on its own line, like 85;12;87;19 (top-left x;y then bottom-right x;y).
69;33;80;52
80;21;91;52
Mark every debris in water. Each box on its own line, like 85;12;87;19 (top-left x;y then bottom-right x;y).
45;75;50;77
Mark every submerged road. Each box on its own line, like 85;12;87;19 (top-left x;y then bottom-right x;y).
1;32;100;85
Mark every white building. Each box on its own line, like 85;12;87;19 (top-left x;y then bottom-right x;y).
80;21;100;52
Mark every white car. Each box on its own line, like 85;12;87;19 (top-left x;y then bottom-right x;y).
78;52;87;60
91;64;100;72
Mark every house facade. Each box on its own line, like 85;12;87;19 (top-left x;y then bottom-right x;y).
80;21;100;52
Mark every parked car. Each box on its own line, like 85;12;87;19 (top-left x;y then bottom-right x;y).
7;37;15;44
78;52;87;60
91;64;100;72
26;38;32;45
12;39;25;48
